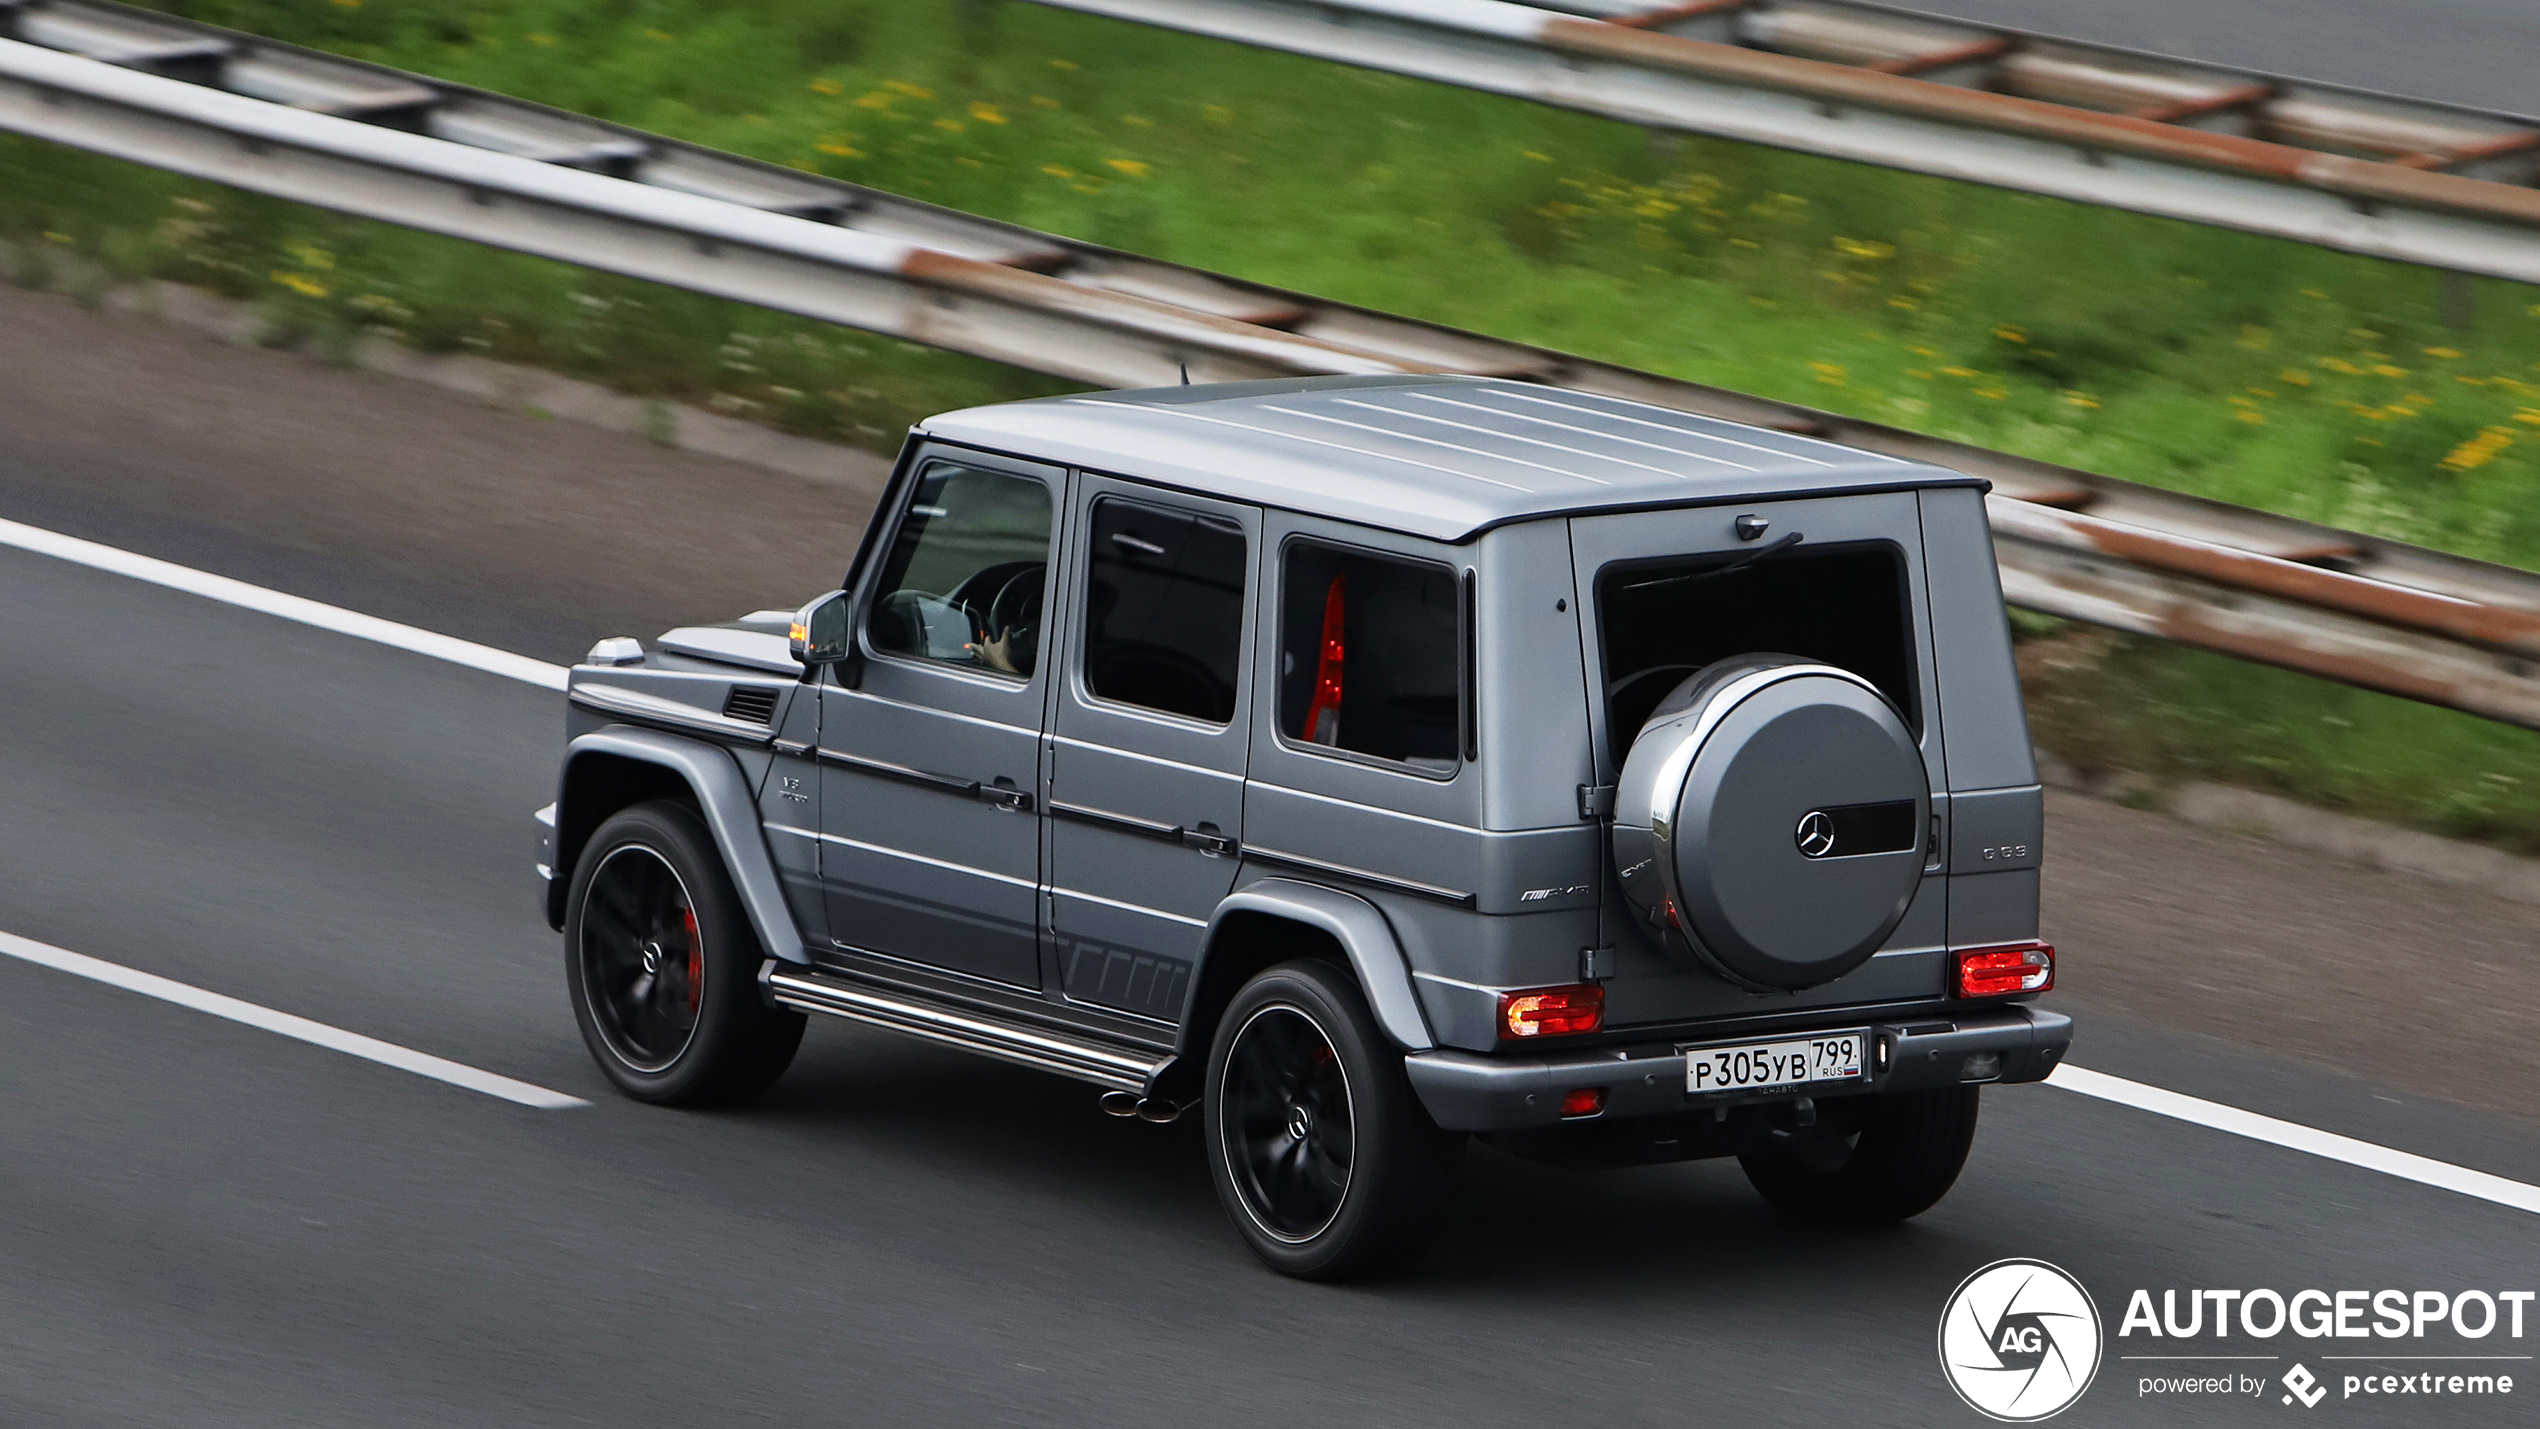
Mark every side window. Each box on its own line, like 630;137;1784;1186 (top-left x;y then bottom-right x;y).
1278;540;1461;772
1082;497;1249;724
868;463;1053;678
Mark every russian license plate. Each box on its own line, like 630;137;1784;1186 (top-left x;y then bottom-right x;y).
1682;1029;1868;1096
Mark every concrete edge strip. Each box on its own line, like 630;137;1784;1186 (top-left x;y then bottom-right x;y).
0;514;568;691
2049;1064;2540;1217
10;511;2539;1204
0;929;589;1110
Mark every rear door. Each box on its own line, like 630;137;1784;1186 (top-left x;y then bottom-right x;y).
1044;477;1258;1022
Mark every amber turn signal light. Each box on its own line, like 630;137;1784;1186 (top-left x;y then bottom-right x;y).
1956;942;2054;998
1500;983;1604;1040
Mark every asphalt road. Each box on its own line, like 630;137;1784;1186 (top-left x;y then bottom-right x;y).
3;289;2537;1426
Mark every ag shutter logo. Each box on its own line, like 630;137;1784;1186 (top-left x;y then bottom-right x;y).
1940;1259;2104;1421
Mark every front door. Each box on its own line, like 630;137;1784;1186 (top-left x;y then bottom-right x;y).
818;450;1060;990
1045;478;1258;1022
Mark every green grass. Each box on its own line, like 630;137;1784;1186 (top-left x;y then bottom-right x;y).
9;0;2540;848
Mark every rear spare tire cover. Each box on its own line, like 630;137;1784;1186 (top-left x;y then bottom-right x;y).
1613;656;1928;991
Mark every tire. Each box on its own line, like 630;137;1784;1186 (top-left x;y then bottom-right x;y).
565;800;805;1105
1738;1086;1979;1227
1203;959;1464;1280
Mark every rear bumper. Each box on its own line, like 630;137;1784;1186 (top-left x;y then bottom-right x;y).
1403;1005;2071;1133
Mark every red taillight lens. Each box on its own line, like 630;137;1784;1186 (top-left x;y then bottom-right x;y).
1559;1086;1607;1118
1956;942;2055;998
1500;984;1604;1040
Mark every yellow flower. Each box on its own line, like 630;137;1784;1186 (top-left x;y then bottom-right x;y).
884;80;937;99
853;92;894;109
1991;324;2025;343
2279;369;2312;386
1041;164;1075;178
1050;58;1079;70
527;32;555;46
817;141;863;158
644;28;673;41
1032;95;1061;108
2424;346;2464;359
2234;408;2266;424
2372;364;2410;378
809;78;843;96
2063;392;2100;409
2237;325;2271;349
1887;297;1919;311
41;230;70;245
2514;409;2540;426
969;101;1007;125
1202;104;1233;123
1906;368;1932;379
1909;345;1941;358
933;117;965;132
1523;150;1554;162
2441;426;2516;471
1809;361;1846;384
1942;365;1979;378
1832;236;1894;260
1104;157;1151;177
1971;387;2008;400
270;271;329;298
328;0;361;8
2301;288;2329;299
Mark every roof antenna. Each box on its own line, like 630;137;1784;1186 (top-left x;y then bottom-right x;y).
1178;361;1190;385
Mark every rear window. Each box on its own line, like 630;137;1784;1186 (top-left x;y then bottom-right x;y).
1597;541;1917;753
1278;540;1462;773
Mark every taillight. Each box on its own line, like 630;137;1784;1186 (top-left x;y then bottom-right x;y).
1956;942;2054;998
1559;1086;1607;1118
1500;984;1604;1040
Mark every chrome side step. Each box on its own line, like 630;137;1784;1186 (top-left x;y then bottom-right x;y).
761;963;1168;1095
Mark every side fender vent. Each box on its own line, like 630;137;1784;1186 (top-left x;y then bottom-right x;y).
721;684;782;725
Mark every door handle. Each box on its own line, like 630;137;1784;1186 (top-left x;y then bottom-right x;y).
981;783;1034;813
1180;828;1237;857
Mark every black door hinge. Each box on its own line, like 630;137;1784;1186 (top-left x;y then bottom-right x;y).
1577;784;1616;820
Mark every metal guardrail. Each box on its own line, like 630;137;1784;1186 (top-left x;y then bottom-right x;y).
3;1;2540;727
1018;0;2540;286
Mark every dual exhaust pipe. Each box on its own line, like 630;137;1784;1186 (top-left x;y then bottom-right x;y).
1099;1090;1187;1124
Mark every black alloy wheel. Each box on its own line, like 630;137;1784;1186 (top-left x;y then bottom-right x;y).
1737;1084;1980;1226
1204;960;1463;1280
577;843;704;1072
565;801;805;1105
1220;1004;1357;1242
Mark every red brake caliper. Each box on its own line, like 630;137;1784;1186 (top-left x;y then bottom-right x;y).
1302;574;1347;745
682;906;703;1013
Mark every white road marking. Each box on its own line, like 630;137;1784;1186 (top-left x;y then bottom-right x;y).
7;516;2540;1206
2049;1064;2540;1217
0;929;589;1110
0;515;568;690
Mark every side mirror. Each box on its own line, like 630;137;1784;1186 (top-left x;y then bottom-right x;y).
789;589;854;667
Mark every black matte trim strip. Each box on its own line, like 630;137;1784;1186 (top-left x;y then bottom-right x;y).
1241;844;1477;908
815;748;980;799
1048;799;1184;843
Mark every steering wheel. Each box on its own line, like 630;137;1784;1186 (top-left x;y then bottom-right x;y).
965;564;1043;673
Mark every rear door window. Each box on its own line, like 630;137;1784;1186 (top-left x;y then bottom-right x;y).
1082;497;1249;724
1277;539;1462;772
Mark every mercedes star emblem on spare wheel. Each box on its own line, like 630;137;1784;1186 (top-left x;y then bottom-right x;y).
1795;810;1837;859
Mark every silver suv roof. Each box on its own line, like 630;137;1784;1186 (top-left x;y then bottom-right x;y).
918;375;1978;542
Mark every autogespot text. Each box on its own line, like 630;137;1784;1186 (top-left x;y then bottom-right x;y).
2123;1287;2530;1408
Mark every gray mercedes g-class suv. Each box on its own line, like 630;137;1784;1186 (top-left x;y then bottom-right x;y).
536;374;2070;1278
